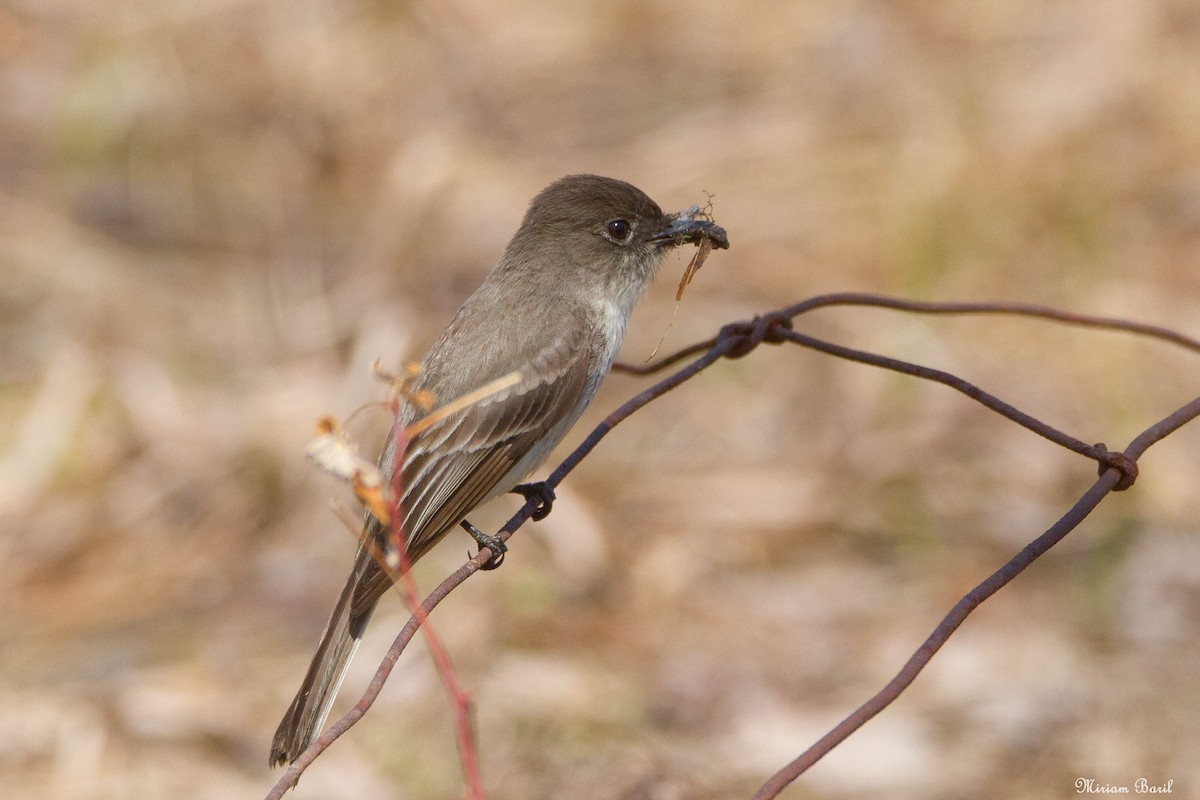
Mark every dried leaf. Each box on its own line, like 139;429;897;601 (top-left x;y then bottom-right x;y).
372;359;433;410
304;417;391;523
352;471;392;525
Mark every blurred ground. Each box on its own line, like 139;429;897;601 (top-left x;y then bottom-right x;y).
3;1;1200;798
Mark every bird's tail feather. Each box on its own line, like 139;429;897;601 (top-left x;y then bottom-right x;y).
269;553;376;767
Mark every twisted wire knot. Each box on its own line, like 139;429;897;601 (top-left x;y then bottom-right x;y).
720;312;795;359
1094;443;1138;490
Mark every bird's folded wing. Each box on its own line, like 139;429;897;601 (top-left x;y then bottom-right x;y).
348;309;596;621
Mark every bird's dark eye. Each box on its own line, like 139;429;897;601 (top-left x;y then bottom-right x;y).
605;219;632;242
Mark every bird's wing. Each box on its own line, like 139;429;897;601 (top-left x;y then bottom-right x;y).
348;306;598;621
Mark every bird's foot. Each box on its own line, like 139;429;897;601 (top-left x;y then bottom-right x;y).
462;519;507;570
511;481;556;521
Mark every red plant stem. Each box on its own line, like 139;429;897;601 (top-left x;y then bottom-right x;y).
386;426;486;800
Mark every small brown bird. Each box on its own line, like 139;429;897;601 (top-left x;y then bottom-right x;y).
270;174;728;766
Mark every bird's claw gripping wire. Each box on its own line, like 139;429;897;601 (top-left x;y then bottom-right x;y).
511;481;556;521
461;519;507;570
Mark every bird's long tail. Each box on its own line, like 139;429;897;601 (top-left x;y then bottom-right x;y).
269;544;381;767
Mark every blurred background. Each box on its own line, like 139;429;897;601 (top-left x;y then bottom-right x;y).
3;1;1199;798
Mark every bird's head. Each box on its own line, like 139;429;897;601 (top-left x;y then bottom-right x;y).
503;174;729;308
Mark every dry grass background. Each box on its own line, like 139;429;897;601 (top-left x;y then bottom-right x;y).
3;1;1200;798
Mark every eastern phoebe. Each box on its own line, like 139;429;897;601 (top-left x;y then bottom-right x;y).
270;174;729;766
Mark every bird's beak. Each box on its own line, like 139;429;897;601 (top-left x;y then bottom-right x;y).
649;206;730;250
